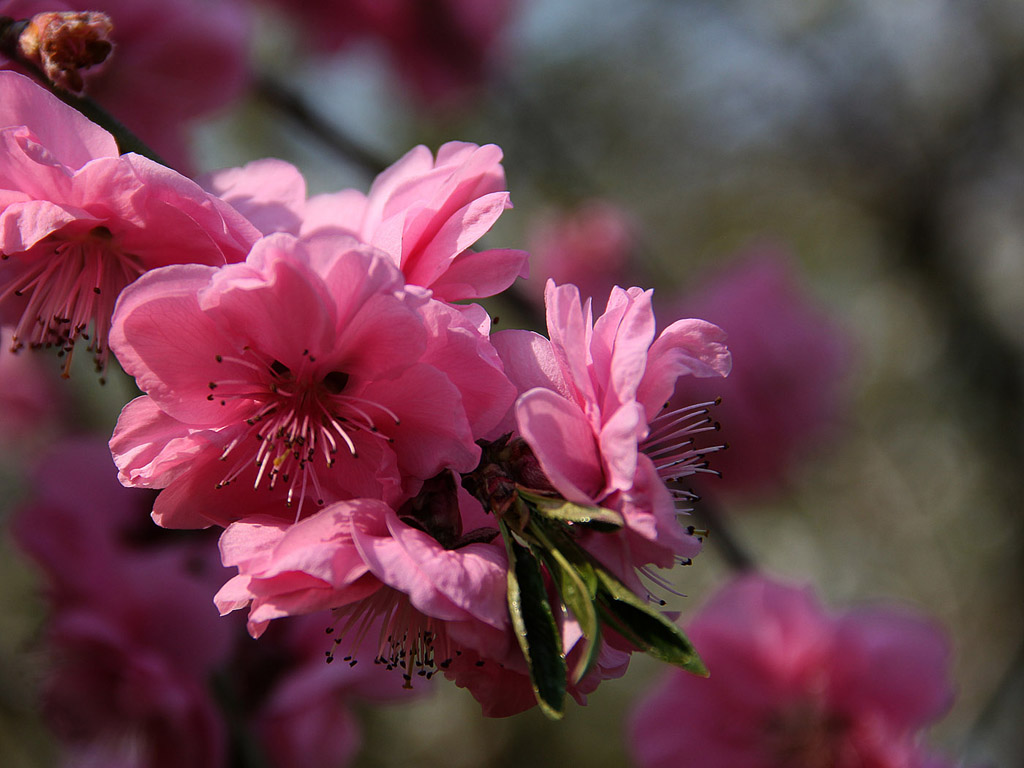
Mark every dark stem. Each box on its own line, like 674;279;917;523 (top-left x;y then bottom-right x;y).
0;15;166;166
255;73;391;177
211;670;272;768
692;496;757;572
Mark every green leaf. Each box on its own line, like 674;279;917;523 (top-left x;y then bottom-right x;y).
594;568;707;676
500;522;567;719
519;490;625;531
531;524;601;684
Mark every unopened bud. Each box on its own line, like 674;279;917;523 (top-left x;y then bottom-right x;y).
18;11;113;93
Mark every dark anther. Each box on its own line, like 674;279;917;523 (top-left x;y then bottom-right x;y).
322;370;349;394
270;360;290;377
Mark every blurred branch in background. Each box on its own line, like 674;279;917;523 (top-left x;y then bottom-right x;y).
255;73;391;177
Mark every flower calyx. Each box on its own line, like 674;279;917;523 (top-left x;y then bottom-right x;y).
398;471;498;550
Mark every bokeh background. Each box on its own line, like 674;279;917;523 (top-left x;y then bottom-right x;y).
1;0;1022;765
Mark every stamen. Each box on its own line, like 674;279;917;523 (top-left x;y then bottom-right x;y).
326;590;450;687
211;349;400;514
2;232;144;373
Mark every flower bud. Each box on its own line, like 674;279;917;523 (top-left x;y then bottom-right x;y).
18;11;113;93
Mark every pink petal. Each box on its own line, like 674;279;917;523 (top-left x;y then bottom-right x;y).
420;301;517;437
200;236;338;369
361;363;479;480
428;247;530;302
491;329;571;399
0;199;88;252
515;387;604;504
201;158;307;236
638;318;732;419
591;286;656;415
544;280;597;413
351;505;508;628
300;189;368;237
0;71;118;167
597;402;645;494
110;396;224;489
110;263;250;425
405;191;512;287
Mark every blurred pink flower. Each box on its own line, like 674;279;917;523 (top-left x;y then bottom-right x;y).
0;325;63;445
1;0;252;170
258;0;515;106
12;439;233;768
0;70;258;374
663;249;851;498
109;232;511;528
206;142;530;302
629;574;960;768
253;613;416;768
494;280;731;567
525;200;636;305
14;438;411;765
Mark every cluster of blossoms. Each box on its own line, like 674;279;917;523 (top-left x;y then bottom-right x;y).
0;10;977;767
1;68;732;717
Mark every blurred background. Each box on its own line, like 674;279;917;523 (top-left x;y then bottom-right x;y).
1;0;1022;766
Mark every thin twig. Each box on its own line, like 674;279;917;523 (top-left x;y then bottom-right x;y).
255;73;390;177
692;497;757;572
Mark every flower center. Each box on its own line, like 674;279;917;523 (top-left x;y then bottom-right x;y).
0;226;143;377
211;348;399;518
326;589;455;688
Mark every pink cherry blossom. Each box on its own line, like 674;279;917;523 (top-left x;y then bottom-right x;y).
662;249;851;498
628;574;962;768
213;469;634;716
109;232;512;528
204;143;529;302
257;0;516;106
494;279;731;567
525;200;636;305
1;0;252;170
214;487;514;693
213;482;508;643
0;70;258;374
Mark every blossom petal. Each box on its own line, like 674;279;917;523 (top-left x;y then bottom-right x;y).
201;158;307;236
515;387;603;504
0;71;118;168
638;318;731;420
110;263;250;425
351;505;508;628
